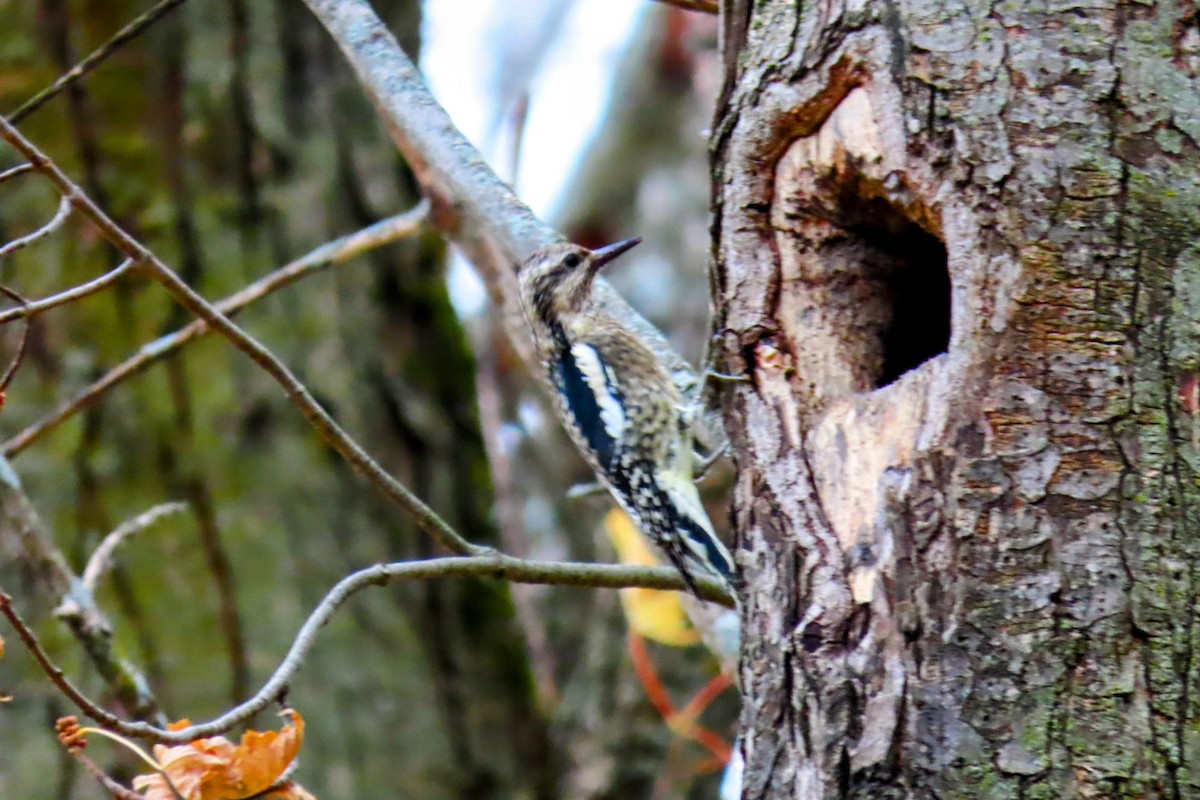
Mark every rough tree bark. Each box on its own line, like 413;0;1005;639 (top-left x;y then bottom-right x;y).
713;0;1200;797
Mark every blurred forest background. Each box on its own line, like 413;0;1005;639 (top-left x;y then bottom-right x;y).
0;1;736;797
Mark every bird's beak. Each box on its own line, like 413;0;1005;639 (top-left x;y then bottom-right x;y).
590;237;642;271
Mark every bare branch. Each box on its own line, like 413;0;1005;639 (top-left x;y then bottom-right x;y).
81;502;187;591
146;262;481;555
0;163;35;186
0;258;136;325
4;554;730;745
8;0;191;124
0;460;97;625
0;457;164;723
0;196;72;263
299;0;703;403
297;2;739;664
0;284;31;398
0;116;477;557
0;591;132;733
3;204;427;455
66;750;144;800
651;0;718;12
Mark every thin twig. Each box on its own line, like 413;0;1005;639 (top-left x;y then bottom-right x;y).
0;455;166;722
0;196;72;262
67;750;144;800
0;591;128;732
0;284;31;398
78;727;186;800
4;205;426;455
81;502;187;591
0;258;136;325
8;0;191;124
59;717;183;800
0;117;477;557
0;163;35;186
143;264;483;554
650;0;718;12
476;335;559;707
5;556;730;743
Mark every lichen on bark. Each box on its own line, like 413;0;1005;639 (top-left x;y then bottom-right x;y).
713;0;1200;796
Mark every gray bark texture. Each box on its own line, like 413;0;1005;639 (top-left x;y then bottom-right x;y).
712;0;1200;797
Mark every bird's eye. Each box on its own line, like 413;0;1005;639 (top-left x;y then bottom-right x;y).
563;253;582;269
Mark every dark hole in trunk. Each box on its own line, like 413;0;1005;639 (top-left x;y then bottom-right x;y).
824;181;950;390
850;217;950;388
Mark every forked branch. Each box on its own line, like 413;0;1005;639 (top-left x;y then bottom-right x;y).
2;203;428;455
0;114;477;557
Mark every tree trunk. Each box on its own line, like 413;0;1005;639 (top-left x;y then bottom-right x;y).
713;0;1200;796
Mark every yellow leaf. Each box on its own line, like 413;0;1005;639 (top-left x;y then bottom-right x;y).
604;509;701;647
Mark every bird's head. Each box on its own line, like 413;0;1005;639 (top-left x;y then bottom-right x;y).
518;238;641;328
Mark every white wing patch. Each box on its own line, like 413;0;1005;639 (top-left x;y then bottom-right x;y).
570;343;626;442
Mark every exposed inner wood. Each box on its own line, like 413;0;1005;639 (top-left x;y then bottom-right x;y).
771;86;950;607
716;2;1200;795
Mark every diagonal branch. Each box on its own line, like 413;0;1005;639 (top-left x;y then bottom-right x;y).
0;114;478;557
67;750;145;800
2;203;428;455
0;284;32;400
8;0;191;124
147;251;489;556
299;0;703;403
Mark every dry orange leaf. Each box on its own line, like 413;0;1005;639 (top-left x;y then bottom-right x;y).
133;711;310;800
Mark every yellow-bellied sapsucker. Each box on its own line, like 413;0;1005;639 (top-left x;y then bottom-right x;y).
518;238;736;597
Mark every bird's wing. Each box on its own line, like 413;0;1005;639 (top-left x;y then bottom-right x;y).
552;341;627;471
658;469;735;581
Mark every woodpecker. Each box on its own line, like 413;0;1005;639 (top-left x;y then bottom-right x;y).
517;238;736;598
